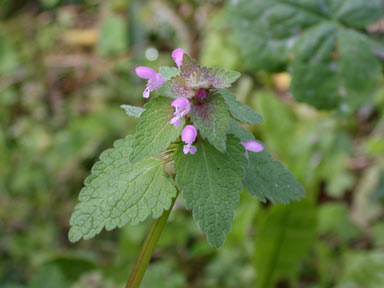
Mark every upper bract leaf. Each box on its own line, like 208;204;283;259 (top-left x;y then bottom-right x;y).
159;66;180;81
129;97;184;163
174;135;247;248
190;93;230;152
219;89;263;125
203;67;240;89
68;135;177;243
159;54;240;99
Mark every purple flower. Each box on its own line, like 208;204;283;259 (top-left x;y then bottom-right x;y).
169;97;190;128
241;141;264;158
172;48;184;68
182;125;197;155
135;67;165;98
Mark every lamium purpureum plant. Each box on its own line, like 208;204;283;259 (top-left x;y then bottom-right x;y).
68;48;305;287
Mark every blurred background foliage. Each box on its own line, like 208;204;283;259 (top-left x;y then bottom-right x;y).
0;0;384;287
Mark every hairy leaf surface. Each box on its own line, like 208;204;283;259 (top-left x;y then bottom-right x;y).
159;66;179;80
190;94;230;152
174;135;247;248
68;136;177;242
244;149;305;204
219;89;263;125
120;104;145;118
229;120;305;204
130;97;183;162
160;54;240;99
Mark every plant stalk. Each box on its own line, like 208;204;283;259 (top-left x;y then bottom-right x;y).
125;192;178;288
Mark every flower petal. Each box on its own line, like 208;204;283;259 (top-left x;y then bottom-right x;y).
171;97;190;115
189;145;197;154
151;73;165;90
143;86;151;98
169;117;181;128
136;66;156;79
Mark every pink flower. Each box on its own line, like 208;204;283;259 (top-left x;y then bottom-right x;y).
172;48;184;68
135;67;165;98
169;97;190;128
182;125;197;155
241;141;264;158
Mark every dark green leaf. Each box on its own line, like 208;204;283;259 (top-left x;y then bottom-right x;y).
254;200;317;288
229;120;305;203
230;0;383;110
219;89;263;125
69;135;177;242
174;135;247;248
244;149;305;204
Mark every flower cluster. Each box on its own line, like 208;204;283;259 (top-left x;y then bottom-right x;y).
135;48;264;156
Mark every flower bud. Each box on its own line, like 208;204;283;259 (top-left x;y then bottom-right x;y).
197;89;207;100
182;125;197;155
172;48;184;68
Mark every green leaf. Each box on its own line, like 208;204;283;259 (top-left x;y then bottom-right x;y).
254;200;317;288
230;0;383;110
244;149;305;204
228;119;255;142
190;93;230;152
174;135;247;248
120;104;145;118
291;24;381;110
30;265;68;288
129;96;184;162
98;14;128;56
68;135;177;242
159;66;179;81
338;251;384;288
219;89;263;125
318;203;361;242
39;0;60;8
229;120;305;204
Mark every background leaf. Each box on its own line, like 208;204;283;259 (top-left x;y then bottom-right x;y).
230;0;383;110
254;200;317;288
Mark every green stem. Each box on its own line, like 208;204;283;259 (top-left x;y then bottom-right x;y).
125;192;179;288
